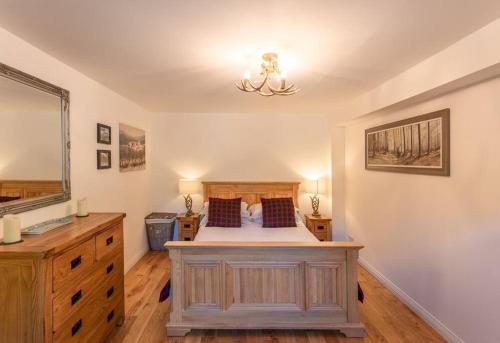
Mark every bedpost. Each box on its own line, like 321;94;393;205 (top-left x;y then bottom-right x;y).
340;249;365;338
166;248;191;336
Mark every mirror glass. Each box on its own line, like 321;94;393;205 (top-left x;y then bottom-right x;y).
0;74;64;206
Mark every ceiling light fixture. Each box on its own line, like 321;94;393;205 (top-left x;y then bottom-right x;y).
236;52;299;96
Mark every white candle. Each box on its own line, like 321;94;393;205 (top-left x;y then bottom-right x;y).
3;214;21;243
77;198;88;217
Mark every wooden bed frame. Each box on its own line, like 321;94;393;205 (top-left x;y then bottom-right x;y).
165;182;364;337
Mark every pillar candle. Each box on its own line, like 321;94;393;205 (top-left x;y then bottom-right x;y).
3;214;21;243
77;198;88;217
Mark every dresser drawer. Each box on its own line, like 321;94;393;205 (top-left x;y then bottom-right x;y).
90;299;124;343
96;224;122;260
53;299;101;343
314;232;328;241
53;239;95;292
313;222;329;233
95;272;124;309
53;274;123;343
52;251;123;330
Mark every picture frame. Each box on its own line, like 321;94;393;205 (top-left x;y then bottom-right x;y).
119;123;146;172
365;108;450;176
97;149;112;169
97;123;112;144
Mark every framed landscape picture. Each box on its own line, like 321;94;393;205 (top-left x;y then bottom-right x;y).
365;108;450;176
97;123;111;144
97;150;111;169
119;123;145;172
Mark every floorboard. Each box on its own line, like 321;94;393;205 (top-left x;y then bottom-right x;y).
107;251;445;343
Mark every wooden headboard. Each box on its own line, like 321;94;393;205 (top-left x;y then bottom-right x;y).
202;181;300;207
0;180;63;200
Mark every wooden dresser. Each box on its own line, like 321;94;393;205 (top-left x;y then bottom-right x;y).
0;213;125;343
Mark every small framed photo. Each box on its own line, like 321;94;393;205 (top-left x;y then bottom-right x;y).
97;150;112;169
97;123;112;144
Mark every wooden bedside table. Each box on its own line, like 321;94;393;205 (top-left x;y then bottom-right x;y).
305;214;332;241
177;213;200;241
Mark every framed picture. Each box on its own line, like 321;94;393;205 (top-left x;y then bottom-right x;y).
97;150;112;169
119;123;145;172
365;108;450;176
97;123;111;144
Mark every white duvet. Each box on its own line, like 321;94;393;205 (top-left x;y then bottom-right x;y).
195;216;318;242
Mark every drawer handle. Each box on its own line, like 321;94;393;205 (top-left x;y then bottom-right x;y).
107;286;114;298
106;236;114;246
317;225;325;230
184;237;191;241
71;290;82;305
71;319;82;336
183;224;191;228
107;263;114;274
107;310;115;322
70;256;82;269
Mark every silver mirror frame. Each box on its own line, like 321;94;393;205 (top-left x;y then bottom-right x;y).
0;62;71;217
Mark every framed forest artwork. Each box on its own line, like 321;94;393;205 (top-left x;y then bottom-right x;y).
365;108;450;176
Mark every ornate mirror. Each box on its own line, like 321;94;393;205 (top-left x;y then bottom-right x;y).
0;63;70;217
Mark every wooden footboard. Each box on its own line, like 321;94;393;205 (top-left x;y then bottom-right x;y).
165;241;364;337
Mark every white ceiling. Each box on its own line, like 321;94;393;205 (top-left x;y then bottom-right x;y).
1;0;500;114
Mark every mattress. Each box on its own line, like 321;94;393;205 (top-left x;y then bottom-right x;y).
195;217;318;242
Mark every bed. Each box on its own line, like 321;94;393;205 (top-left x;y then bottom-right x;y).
165;181;364;337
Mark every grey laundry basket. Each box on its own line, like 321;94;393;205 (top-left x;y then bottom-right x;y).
145;212;177;251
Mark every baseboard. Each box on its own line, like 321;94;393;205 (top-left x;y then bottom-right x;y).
124;246;149;273
359;258;465;343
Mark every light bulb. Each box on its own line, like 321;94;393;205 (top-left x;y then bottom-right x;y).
280;70;288;79
243;71;251;79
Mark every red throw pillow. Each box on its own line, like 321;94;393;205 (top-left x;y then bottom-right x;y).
206;197;242;227
261;197;296;228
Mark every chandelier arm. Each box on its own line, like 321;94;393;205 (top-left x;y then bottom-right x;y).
270;85;296;94
270;86;300;95
236;79;260;93
253;73;269;91
257;90;275;96
235;81;247;91
273;89;300;96
264;78;298;94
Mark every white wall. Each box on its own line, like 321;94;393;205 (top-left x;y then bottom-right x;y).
336;16;500;122
0;27;152;271
345;76;500;343
151;112;332;218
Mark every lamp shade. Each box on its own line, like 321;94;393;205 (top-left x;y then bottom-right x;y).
178;179;201;195
304;178;325;195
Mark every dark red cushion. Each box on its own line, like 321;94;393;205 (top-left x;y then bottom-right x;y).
261;197;296;228
206;197;242;227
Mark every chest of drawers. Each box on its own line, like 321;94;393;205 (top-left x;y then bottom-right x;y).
0;213;125;343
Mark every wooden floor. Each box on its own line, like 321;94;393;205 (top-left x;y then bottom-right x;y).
107;251;445;343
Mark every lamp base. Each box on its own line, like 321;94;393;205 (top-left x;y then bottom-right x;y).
183;194;193;217
310;195;321;218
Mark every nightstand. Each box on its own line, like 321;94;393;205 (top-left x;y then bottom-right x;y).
305;214;332;241
177;213;200;241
